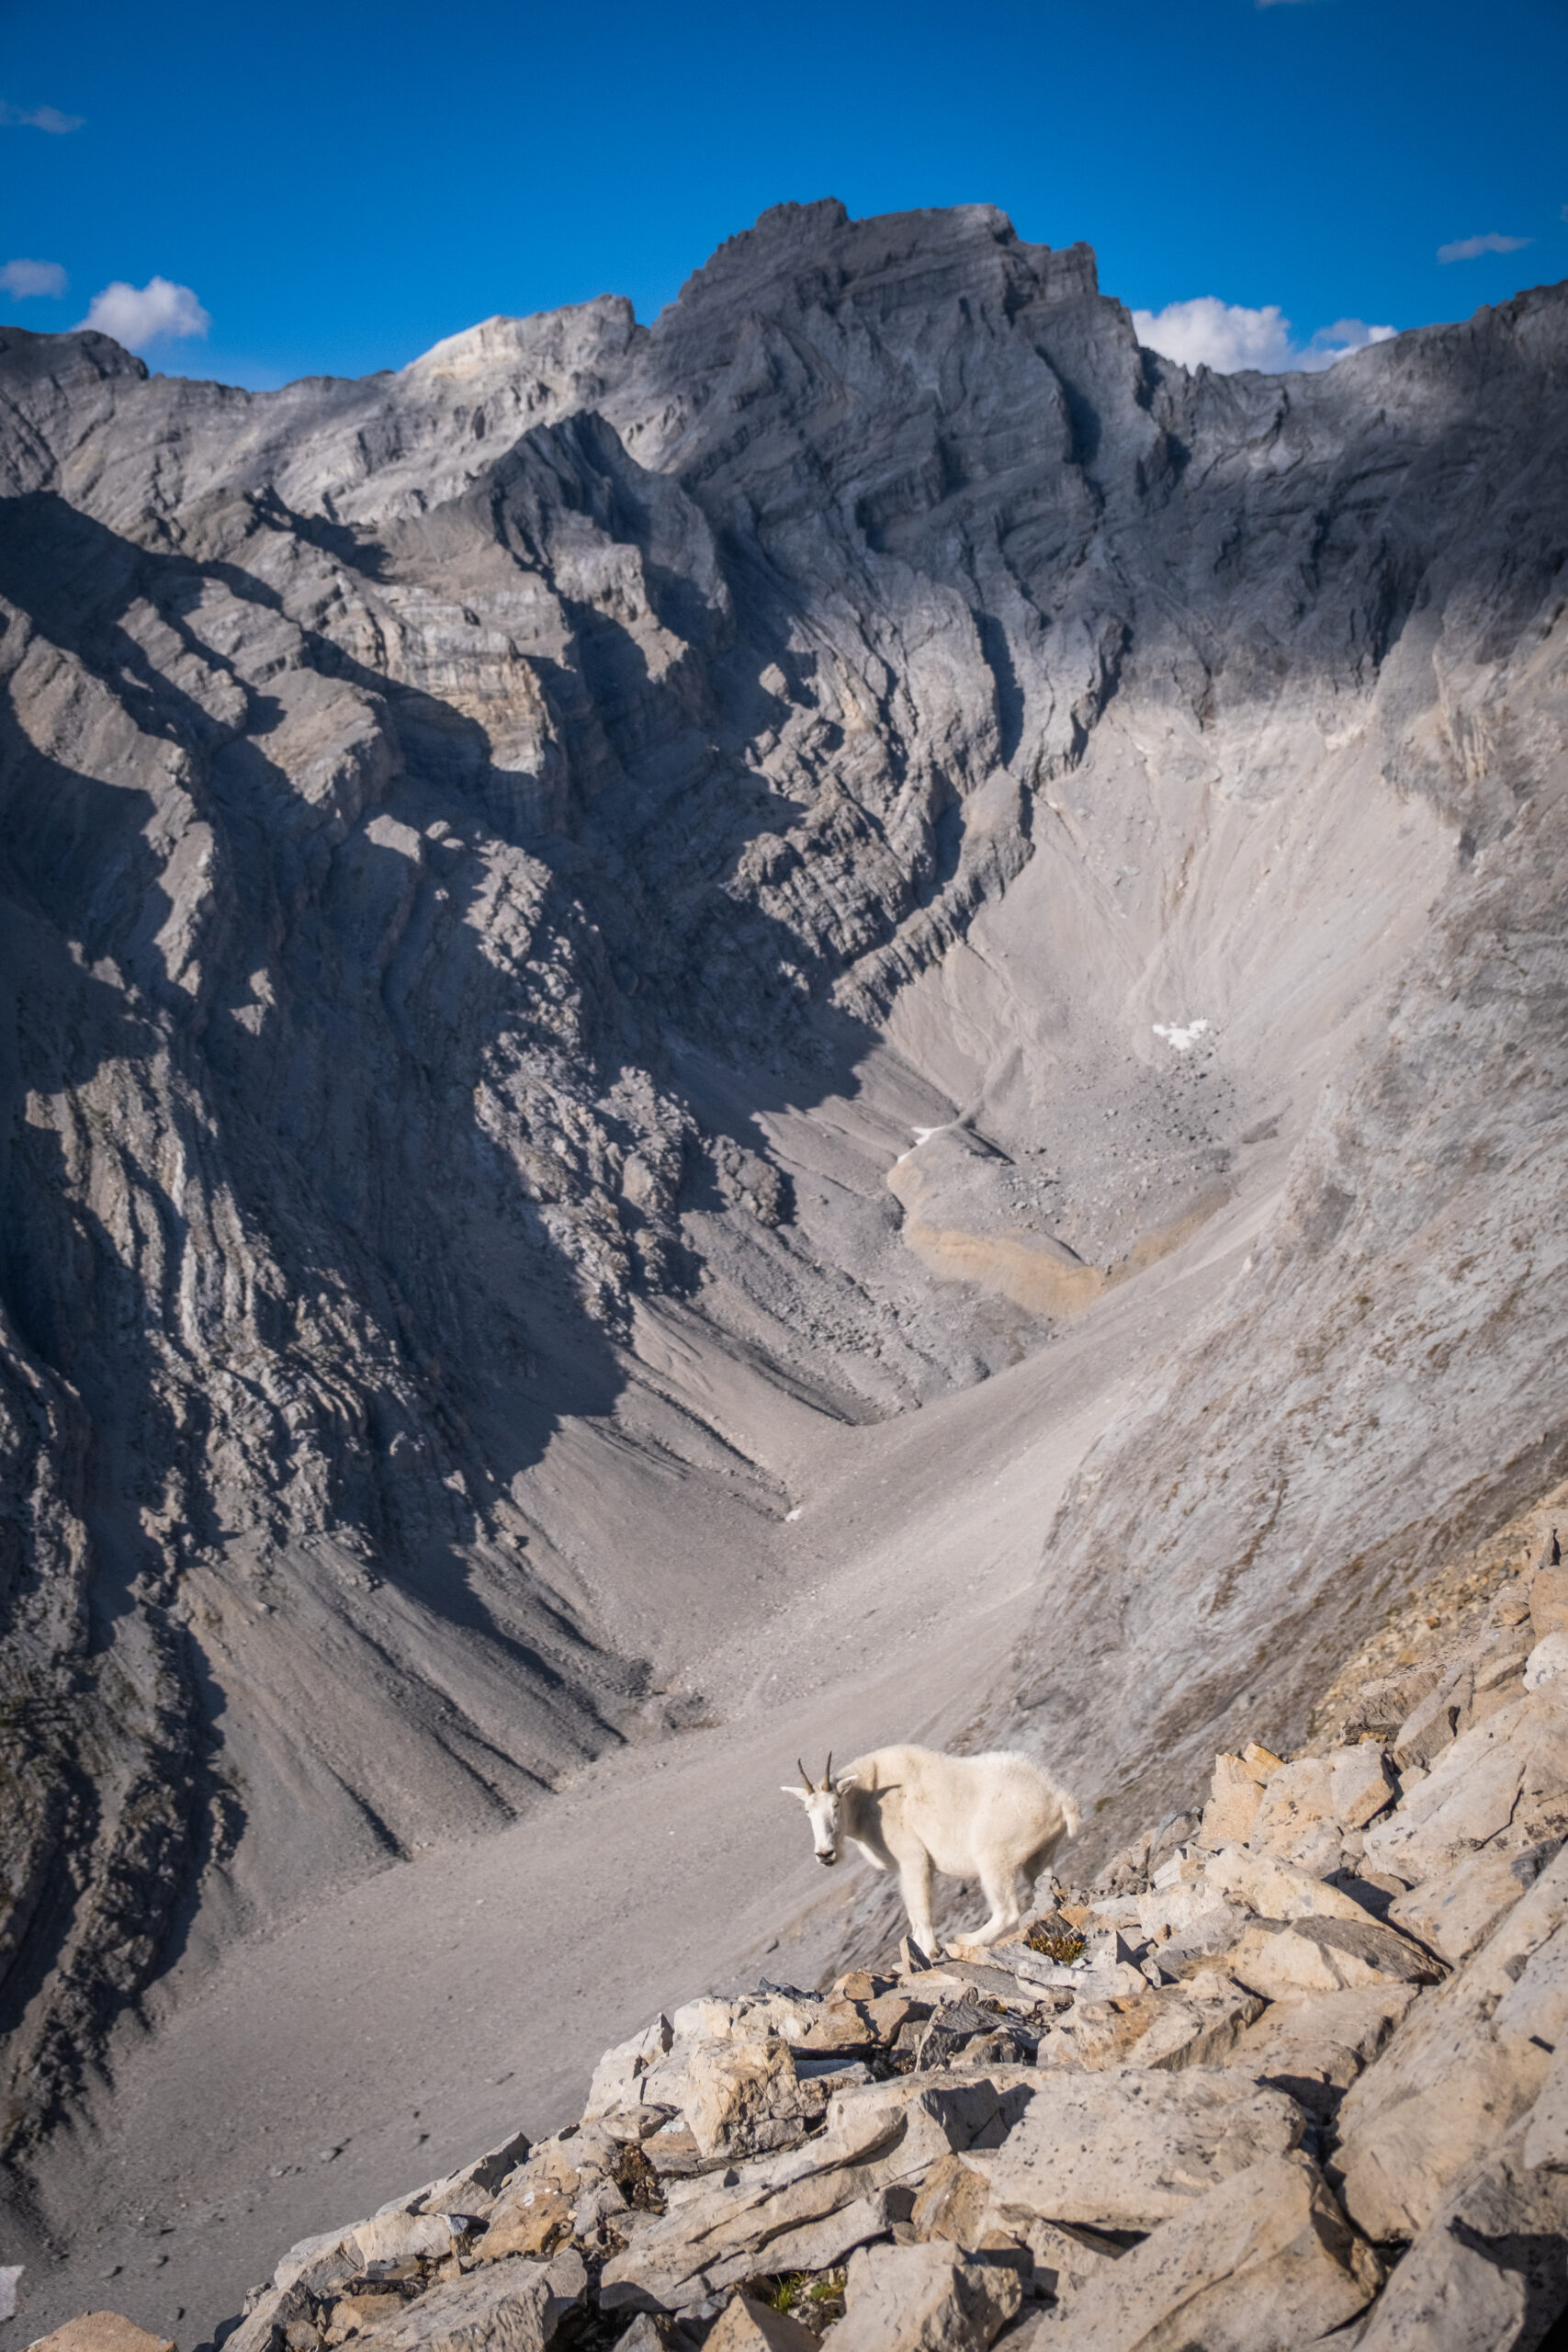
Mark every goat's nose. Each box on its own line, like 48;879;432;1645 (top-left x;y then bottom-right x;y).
817;1851;837;1866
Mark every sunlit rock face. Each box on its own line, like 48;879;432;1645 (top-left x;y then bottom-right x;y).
0;198;1564;2141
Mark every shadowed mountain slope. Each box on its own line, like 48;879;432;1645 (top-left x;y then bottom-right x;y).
0;198;1564;2186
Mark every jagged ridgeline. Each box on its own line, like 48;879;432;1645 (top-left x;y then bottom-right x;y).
1;197;1566;2158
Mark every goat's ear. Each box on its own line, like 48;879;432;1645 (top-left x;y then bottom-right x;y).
834;1772;860;1793
780;1783;812;1803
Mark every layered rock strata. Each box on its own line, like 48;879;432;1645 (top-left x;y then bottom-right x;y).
1;198;1566;2164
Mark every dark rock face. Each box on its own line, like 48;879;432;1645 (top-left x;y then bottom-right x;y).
0;198;1564;2148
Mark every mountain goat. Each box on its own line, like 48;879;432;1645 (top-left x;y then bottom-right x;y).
782;1743;1079;1956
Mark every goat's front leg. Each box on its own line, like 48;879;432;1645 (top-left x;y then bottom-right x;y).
897;1848;936;1961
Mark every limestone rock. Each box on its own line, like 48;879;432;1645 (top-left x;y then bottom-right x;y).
1128;1980;1266;2072
829;2241;1021;2352
1242;1748;1391;1873
1201;1846;1377;1926
703;2296;817;2352
1199;1750;1280;1847
583;2017;674;2124
1224;1915;1439;2001
1525;1633;1568;1690
705;2194;891;2291
26;2321;175;2352
349;2256;582;2352
1364;1685;1568;1882
1232;1983;1420;2123
682;2036;821;2159
1387;1845;1549;1964
1530;1566;1568;1644
961;2068;1303;2230
477;2188;574;2263
1355;2125;1568;2350
1048;2152;1381;2351
1332;1848;1568;2240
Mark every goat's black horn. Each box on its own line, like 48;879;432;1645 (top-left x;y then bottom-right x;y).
797;1758;813;1792
824;1750;833;1787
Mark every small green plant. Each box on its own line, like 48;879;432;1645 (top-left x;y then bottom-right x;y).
807;2271;847;2303
1023;1917;1086;1964
758;2277;801;2313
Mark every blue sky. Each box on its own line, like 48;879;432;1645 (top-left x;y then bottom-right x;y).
2;0;1564;387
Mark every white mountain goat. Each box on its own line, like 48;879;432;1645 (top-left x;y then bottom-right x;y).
782;1743;1079;1956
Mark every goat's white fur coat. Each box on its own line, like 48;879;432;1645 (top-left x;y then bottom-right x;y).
784;1743;1079;1954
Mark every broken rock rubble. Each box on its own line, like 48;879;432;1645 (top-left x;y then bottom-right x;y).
39;1521;1568;2352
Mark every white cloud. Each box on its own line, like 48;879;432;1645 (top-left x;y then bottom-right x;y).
79;277;210;349
0;100;83;133
1132;297;1294;373
1132;299;1396;376
1437;232;1530;264
0;258;67;299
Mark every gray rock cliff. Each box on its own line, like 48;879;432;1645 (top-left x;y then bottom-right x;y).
0;198;1565;2176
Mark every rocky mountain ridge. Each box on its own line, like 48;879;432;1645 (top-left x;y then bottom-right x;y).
1;195;1565;2248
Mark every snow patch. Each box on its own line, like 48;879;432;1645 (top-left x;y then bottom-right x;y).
1154;1020;1211;1053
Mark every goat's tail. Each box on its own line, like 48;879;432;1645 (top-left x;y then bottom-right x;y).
1062;1792;1082;1840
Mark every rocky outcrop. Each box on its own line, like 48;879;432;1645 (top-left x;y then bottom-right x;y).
28;1511;1568;2349
2;198;1567;2168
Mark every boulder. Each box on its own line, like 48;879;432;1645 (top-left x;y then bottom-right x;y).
682;2036;818;2159
25;2322;175;2352
1333;1854;1568;2240
1530;1565;1568;1643
1148;1901;1251;1973
1129;1980;1266;2072
478;2188;574;2262
702;2297;816;2352
705;2195;892;2292
1046;2152;1381;2351
1199;1749;1280;1848
911;2155;994;2246
326;2293;411;2345
829;2241;1021;2352
351;2215;467;2271
351;2254;581;2352
1393;1666;1473;1772
1000;2218;1122;2312
960;2068;1303;2231
1231;1983;1420;2123
1387;1845;1549;1965
790;1996;875;2052
1224;1915;1439;2001
1035;1994;1160;2073
599;2084;992;2312
1525;1632;1568;1690
1201;1847;1377;1925
1363;1684;1568;1882
406;2131;534;2223
1355;2125;1568;2349
582;2017;673;2125
1245;1751;1382;1873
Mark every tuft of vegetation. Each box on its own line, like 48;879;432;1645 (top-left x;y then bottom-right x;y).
750;2271;848;2335
1023;1917;1086;1964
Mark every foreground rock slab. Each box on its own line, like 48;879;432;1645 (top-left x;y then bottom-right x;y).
829;2241;1020;2352
961;2069;1303;2230
1048;2151;1381;2351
